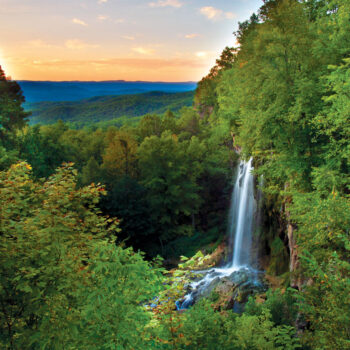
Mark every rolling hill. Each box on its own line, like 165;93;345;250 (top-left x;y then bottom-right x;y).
27;90;195;127
19;80;197;103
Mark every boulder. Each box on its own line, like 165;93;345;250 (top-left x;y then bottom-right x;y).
179;267;267;310
209;269;267;310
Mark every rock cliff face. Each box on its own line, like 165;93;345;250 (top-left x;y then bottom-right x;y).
287;222;300;287
229;138;298;288
231;133;242;154
284;183;302;289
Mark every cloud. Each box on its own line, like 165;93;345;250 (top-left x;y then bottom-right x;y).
121;35;135;41
149;0;183;8
65;39;99;50
200;6;236;21
26;57;207;70
132;47;155;55
185;33;200;39
98;0;108;4
115;18;126;24
97;15;108;20
72;18;88;26
32;58;63;66
24;39;98;50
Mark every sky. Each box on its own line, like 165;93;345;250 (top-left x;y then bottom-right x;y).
0;0;262;82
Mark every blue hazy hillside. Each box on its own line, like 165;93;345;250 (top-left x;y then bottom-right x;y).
27;91;195;128
18;80;197;103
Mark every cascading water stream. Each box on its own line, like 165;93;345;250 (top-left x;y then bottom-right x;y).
178;158;259;310
229;158;255;269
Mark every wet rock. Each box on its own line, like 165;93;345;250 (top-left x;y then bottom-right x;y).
179;267;268;310
227;269;250;286
195;276;221;300
211;269;267;310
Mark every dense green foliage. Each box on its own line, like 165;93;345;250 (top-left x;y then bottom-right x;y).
0;162;163;349
0;65;29;168
28;91;194;127
213;0;350;348
13;107;234;258
0;0;349;348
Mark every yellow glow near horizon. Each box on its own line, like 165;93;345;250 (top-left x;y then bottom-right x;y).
0;0;262;81
4;55;217;82
0;51;9;77
0;51;18;80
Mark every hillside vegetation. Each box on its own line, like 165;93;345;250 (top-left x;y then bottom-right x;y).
28;91;194;127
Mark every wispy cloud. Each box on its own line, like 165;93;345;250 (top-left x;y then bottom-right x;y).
65;39;99;50
98;0;108;4
149;0;183;8
72;18;88;26
115;18;126;24
24;39;98;50
132;47;155;55
97;15;108;21
26;57;207;69
200;7;236;21
185;33;200;39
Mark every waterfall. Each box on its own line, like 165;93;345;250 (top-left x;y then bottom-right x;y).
178;158;259;310
228;158;255;269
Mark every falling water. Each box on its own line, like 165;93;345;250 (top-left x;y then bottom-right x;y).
178;158;258;309
228;158;255;269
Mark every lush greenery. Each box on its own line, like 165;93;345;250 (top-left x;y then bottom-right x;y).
9;105;234;258
213;0;350;348
0;0;349;349
27;91;195;128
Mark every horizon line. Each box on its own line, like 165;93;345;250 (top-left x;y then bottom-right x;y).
17;79;198;84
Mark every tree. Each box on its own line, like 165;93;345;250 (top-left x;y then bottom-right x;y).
194;47;237;116
177;107;201;140
80;156;102;185
218;0;321;192
0;162;163;349
138;132;204;241
137;114;163;141
100;176;155;249
0;65;29;148
161;110;177;134
102;130;138;178
311;58;350;194
291;190;350;349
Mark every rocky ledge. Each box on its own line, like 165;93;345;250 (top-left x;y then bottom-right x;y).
179;267;267;311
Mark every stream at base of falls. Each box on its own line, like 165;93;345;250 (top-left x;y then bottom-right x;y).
177;158;266;310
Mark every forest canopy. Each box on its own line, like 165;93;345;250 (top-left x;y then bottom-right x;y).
0;0;349;349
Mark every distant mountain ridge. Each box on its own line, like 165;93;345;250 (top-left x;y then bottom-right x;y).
27;90;195;127
18;80;197;103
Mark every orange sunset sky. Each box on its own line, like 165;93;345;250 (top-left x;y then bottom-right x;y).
0;0;262;81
